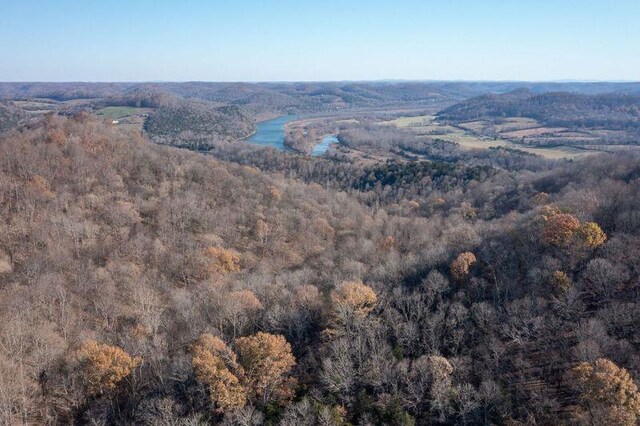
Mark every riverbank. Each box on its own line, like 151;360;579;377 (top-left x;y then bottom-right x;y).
244;115;337;156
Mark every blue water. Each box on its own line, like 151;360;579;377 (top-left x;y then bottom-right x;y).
246;115;294;150
312;135;338;156
246;115;335;156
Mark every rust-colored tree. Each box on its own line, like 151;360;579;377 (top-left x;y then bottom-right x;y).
330;280;377;316
235;332;296;405
206;246;241;274
268;185;283;201
79;339;141;396
542;212;581;246
450;252;476;280
191;334;247;413
569;358;640;425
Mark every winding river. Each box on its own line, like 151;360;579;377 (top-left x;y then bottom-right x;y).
246;116;334;156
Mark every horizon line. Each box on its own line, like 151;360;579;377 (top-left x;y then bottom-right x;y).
1;79;640;84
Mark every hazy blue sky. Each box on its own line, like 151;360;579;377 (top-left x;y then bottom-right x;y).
1;0;638;81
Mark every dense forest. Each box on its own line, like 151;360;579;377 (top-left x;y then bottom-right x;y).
144;103;254;149
438;90;640;132
0;101;24;133
3;81;640;105
1;106;640;425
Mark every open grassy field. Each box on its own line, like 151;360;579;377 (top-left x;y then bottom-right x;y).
502;127;568;138
94;106;153;133
374;114;603;159
382;115;433;128
14;100;59;115
438;130;594;158
437;133;510;148
493;117;540;132
96;106;149;120
442;132;593;158
335;118;360;124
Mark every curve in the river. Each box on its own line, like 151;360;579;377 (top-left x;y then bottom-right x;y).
246;116;335;156
246;115;295;150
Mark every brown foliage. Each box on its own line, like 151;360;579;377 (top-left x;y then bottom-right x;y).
450;252;476;280
235;332;296;404
330;280;377;316
542;212;581;246
79;339;141;395
206;246;241;274
191;334;247;413
459;202;477;220
427;355;454;382
46;128;67;146
268;185;283;201
228;290;263;311
570;358;640;425
293;284;322;310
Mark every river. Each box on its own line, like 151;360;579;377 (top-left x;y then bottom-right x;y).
246;116;335;156
312;135;338;156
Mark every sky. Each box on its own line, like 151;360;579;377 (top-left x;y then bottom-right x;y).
0;0;639;82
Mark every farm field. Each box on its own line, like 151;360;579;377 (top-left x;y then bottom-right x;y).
95;106;151;120
14;100;59;115
382;115;433;128
95;106;153;132
384;115;596;159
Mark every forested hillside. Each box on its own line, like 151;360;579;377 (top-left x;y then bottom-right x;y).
438;90;640;131
4;82;640;152
144;103;254;149
0;101;24;133
1;114;640;425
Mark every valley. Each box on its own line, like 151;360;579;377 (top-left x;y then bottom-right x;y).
1;81;640;425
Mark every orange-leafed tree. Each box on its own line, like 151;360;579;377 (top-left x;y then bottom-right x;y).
579;221;607;248
450;252;477;280
79;339;141;395
330;280;377;316
206;246;241;274
268;185;283;201
228;290;263;311
235;332;296;405
191;334;247;413
569;358;640;425
542;212;581;246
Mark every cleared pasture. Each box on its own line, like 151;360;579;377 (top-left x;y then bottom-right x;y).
382;115;433;128
96;106;149;120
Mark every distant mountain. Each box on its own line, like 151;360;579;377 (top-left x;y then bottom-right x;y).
3;81;640;149
438;90;640;130
3;81;640;112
